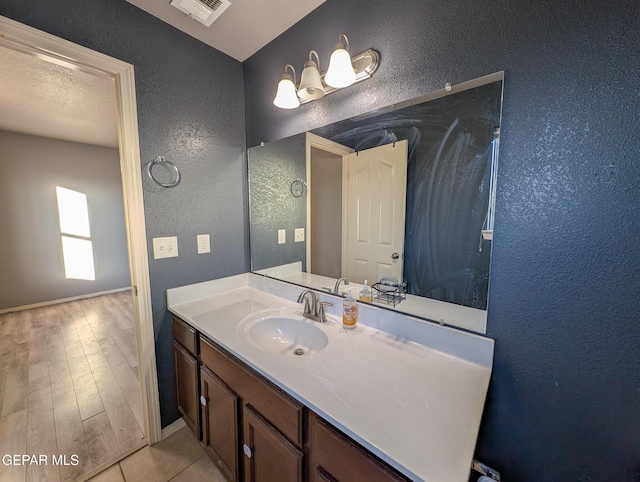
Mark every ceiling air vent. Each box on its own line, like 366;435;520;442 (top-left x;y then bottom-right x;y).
170;0;231;27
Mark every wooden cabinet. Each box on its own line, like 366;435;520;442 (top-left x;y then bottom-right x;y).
242;404;303;482
200;336;304;446
171;315;410;482
200;366;240;481
172;316;200;439
309;413;409;482
172;315;197;354
200;335;305;482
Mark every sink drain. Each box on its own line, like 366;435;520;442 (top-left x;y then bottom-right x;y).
293;348;305;356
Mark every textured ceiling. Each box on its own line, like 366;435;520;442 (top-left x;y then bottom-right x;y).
0;1;324;148
0;46;118;148
126;0;325;61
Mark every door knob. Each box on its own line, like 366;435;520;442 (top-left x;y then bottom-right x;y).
391;252;400;260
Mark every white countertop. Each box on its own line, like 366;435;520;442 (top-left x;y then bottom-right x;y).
167;273;493;482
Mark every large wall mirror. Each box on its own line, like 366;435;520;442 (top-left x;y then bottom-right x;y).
248;72;504;334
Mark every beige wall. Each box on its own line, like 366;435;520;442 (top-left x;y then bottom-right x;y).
310;147;342;279
0;130;130;310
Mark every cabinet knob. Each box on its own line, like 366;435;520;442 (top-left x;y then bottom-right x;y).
200;395;207;406
243;444;252;458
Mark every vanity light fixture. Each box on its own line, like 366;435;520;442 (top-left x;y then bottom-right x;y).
273;64;300;109
298;50;325;101
272;33;380;109
325;34;356;88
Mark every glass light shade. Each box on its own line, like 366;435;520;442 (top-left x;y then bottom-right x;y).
325;44;356;88
273;74;300;109
298;60;325;101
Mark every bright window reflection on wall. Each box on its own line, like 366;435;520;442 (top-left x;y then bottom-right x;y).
56;186;96;280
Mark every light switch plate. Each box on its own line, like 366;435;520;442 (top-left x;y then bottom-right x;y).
294;228;305;242
197;234;210;254
153;236;178;259
278;229;286;244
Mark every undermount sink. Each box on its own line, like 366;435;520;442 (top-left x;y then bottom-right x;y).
237;308;329;356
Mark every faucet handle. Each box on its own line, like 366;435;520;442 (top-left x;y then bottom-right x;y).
318;302;333;323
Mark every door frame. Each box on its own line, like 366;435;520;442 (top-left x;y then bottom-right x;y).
305;133;353;275
0;16;162;443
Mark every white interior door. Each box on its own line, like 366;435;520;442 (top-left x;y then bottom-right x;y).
345;140;408;284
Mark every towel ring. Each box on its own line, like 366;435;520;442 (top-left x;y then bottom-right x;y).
290;179;307;197
147;156;181;187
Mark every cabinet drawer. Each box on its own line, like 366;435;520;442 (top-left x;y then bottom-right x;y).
172;316;197;356
200;336;304;447
310;413;409;482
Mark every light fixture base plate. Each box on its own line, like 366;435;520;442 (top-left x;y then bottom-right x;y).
299;48;380;105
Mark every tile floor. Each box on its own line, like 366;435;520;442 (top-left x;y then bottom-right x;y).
88;427;226;482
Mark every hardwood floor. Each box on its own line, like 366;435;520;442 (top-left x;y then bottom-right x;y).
0;292;144;482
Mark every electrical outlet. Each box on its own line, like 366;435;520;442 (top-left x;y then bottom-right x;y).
278;229;286;244
153;236;179;259
294;228;305;242
197;234;210;254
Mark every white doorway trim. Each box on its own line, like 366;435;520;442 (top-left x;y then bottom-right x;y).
0;16;162;444
305;133;353;275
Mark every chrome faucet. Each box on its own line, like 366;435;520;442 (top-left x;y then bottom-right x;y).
297;289;332;322
297;289;317;317
333;277;350;295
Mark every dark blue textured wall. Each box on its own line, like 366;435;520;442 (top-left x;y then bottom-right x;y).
244;0;640;480
248;133;307;271
1;0;248;427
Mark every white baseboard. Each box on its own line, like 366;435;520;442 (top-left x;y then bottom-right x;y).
0;287;132;314
161;418;186;440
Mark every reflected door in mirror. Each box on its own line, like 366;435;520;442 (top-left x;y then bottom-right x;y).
345;140;408;284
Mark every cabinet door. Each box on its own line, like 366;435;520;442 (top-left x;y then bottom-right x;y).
312;466;338;482
242;404;303;482
173;340;200;438
309;413;408;482
200;367;239;482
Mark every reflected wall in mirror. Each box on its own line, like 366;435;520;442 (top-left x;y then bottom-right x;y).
248;72;504;334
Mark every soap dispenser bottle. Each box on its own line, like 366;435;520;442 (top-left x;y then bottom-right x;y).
342;290;358;329
359;280;371;302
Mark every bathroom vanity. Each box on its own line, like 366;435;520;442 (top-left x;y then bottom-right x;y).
167;273;494;482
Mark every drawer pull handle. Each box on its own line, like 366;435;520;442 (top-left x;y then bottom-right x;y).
243;444;252;458
200;396;207;406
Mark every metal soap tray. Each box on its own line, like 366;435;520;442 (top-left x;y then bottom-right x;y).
371;278;407;307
